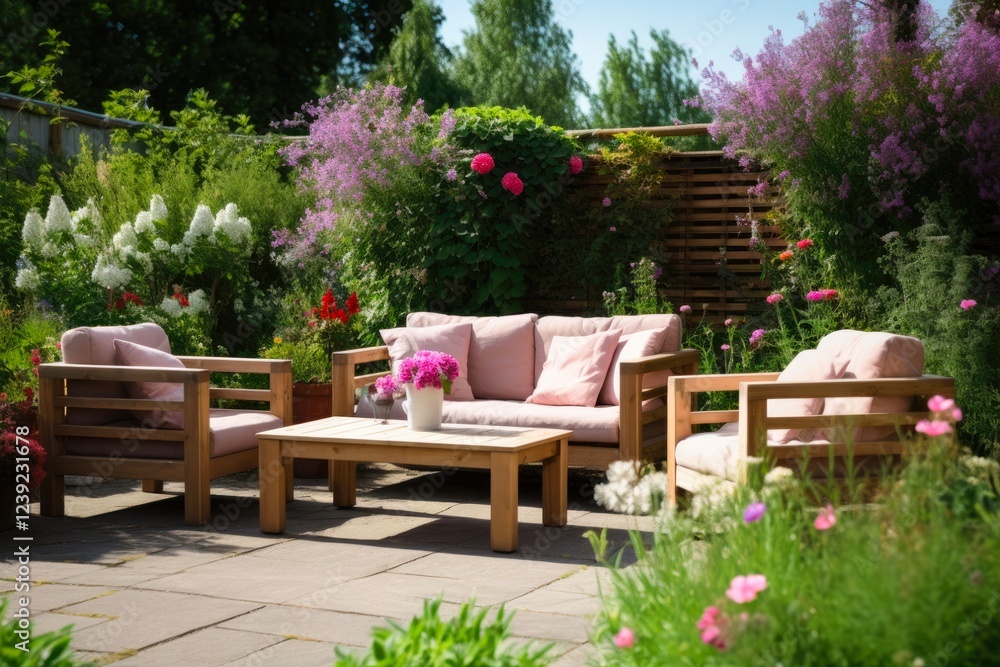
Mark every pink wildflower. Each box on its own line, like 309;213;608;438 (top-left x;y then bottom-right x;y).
613;627;635;649
721;344;731;351
749;328;766;345
806;291;823;301
680;305;692;313
568;155;584;174
501;172;524;196
724;318;734;326
609;226;616;232
915;420;953;437
743;502;766;523
445;168;458;181
796;239;813;250
602;197;612;207
697;606;727;650
960;299;977;310
821;289;839;300
814;504;837;531
765;293;783;305
726;574;767;604
927;395;955;413
471;153;495;175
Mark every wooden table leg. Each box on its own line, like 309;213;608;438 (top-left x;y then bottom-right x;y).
332;460;357;507
542;438;568;527
490;451;519;552
259;440;286;534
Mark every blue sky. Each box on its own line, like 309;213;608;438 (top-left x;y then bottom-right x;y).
436;0;955;112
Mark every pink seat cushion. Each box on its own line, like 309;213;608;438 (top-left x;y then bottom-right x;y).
769;349;849;444
817;331;925;441
114;339;187;429
61;323;172;426
63;409;283;459
527;329;622;407
597;328;668;406
381;322;475;401
406;312;538;400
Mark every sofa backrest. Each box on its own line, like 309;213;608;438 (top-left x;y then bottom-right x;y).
61;323;172;426
816;330;925;441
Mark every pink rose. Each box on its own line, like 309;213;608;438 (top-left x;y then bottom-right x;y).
501;172;524;196
568;155;584;174
471;153;495;175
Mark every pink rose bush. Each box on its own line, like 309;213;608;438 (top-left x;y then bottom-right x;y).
396;350;460;393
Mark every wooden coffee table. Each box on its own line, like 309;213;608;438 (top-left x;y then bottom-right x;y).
257;416;570;552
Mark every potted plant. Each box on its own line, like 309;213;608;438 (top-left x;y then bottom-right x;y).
395;350;460;431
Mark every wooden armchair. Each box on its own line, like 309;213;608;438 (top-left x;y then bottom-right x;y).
38;323;292;525
667;355;955;504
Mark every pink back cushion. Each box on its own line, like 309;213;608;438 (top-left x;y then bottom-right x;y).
533;316;613;385
818;330;925;441
61;323;172;426
526;329;622;407
381;322;475;401
769;349;849;444
608;314;682;354
406;312;538;400
114;339;187;429
597;328;668;406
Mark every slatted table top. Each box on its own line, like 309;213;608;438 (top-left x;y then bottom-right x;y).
257;416;573;453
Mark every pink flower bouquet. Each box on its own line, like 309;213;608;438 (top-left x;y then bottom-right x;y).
396;350;460;394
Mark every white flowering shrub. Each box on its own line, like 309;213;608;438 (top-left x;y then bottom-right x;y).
594;461;670;516
16;194;254;352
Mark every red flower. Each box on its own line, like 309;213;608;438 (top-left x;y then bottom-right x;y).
779;250;794;261
568;155;584;174
796;239;814;250
471;153;495;175
346;292;360;316
501;172;524;196
173;292;190;307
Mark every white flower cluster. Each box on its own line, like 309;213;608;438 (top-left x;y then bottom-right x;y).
17;195;103;293
594;460;670;515
174;202;252;257
158;289;209;318
91;252;133;290
960;455;1000;485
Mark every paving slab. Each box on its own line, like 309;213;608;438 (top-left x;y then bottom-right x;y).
222;638;341;667
218;604;390;647
508;587;602;618
2;582;116;614
112;627;283;667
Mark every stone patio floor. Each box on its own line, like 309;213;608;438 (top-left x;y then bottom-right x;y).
3;464;653;666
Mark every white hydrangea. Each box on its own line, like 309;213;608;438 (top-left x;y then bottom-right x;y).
149;194;168;221
71;198;101;227
73;233;95;247
182;204;216;246
21;210;45;248
593;461;669;515
112;222;138;250
39;241;60;258
91;254;133;289
159;296;183;317
14;265;40;291
170;242;189;259
134;210;155;235
212;203;252;246
44;194;73;233
124;248;153;272
187;289;209;314
153;238;170;252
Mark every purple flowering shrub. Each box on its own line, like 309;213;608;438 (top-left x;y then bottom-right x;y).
700;1;1000;291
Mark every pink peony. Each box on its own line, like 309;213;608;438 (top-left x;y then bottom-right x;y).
471;153;495;174
814;503;837;531
915;419;953;437
501;172;524;196
960;299;977;310
680;304;692;313
766;293;783;305
613;627;635;648
796;238;813;249
568;155;584;174
726;574;768;604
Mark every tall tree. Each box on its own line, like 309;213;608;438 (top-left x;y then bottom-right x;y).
368;0;462;112
451;0;588;128
589;29;709;129
0;1;410;129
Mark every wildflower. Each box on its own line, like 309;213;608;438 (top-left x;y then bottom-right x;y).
721;344;731;351
926;395;960;419
613;627;635;649
960;299;977;310
814;504;837;531
609;226;616;232
796;238;813;249
743;502;766;523
821;289;839;300
445;168;458;181
763;466;796;489
697;606;727;650
915;420;952;437
273;336;283;345
724;318;734;326
602;197;612;207
779;250;794;261
471;153;495;174
501;172;524;196
568;155;584;174
765;293;783;305
726;574;768;604
680;305;692;313
749;328;766;345
806;291;824;301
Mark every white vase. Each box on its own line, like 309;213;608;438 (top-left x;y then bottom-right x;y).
405;385;444;431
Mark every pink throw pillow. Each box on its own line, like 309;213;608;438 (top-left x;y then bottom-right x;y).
769;349;849;443
113;339;187;429
597;328;668;406
526;329;622;407
380;322;475;401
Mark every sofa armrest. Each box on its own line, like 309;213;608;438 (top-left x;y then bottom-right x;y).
178;356;292;424
331;346;391;416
